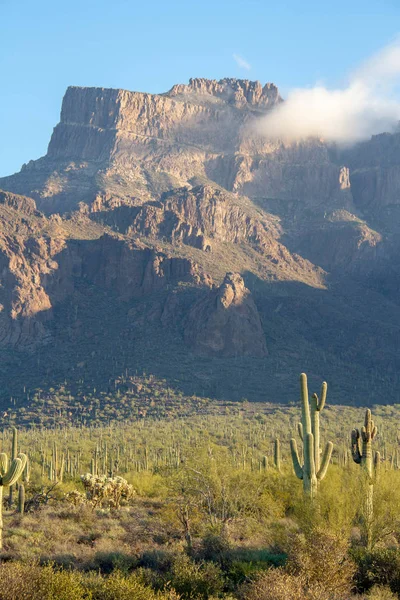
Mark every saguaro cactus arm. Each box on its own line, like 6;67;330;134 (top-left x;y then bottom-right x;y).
351;429;362;463
300;373;311;435
2;454;27;486
315;382;327;412
0;454;8;476
290;438;303;479
297;422;303;441
317;442;334;481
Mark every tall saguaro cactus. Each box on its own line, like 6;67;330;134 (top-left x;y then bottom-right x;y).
274;438;281;473
0;451;27;548
8;427;17;508
351;409;379;550
290;373;333;498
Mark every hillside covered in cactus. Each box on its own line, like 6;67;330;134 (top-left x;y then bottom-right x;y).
1;78;400;409
2;373;400;599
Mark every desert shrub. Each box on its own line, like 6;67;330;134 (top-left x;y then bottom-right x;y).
90;551;137;574
368;471;400;548
241;565;355;600
199;531;231;564
367;585;398;599
0;562;88;600
85;570;175;600
286;528;355;596
353;548;400;594
226;549;287;587
138;549;177;572
240;567;315;600
241;528;355;600
226;560;269;587
130;472;168;498
166;554;224;599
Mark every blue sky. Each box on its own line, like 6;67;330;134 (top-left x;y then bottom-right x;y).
1;0;399;177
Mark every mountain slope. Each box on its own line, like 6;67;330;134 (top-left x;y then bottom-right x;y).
1;78;400;408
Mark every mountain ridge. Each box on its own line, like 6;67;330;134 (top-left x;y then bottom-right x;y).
0;78;400;409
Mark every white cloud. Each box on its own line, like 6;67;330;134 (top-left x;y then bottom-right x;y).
255;40;400;145
233;53;251;71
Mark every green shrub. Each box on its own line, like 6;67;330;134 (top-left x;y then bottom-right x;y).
353;548;400;594
85;570;174;600
367;585;398;599
168;554;224;599
91;551;137;574
0;562;88;600
239;568;309;600
199;531;231;564
138;549;176;572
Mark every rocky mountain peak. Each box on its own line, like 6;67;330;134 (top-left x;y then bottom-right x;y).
167;77;282;108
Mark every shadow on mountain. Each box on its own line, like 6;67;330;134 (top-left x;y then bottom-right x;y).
1;233;400;411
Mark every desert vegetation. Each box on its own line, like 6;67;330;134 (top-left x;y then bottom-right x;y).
0;374;400;597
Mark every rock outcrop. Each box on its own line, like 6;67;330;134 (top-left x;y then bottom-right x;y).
184;272;267;357
0;190;39;215
168;77;282;108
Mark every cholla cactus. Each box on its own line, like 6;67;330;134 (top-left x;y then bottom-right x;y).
290;373;333;498
65;490;86;507
80;474;134;509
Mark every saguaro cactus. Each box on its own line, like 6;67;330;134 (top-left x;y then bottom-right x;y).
274;439;281;473
351;409;378;478
8;427;17;508
18;483;25;515
351;409;379;550
290;373;333;498
0;451;27;548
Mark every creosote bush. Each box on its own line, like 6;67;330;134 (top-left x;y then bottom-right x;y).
0;562;180;600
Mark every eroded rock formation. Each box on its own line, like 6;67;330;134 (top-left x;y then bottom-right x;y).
184;272;267;357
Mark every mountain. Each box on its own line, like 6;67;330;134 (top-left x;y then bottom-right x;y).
1;77;400;408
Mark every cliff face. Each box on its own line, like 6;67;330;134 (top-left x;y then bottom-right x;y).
1;78;400;406
342;132;400;215
0;79;348;215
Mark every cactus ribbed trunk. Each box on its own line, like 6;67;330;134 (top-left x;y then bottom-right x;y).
364;483;374;551
311;403;320;473
18;483;25;515
303;433;318;499
274;439;281;473
8;427;17;508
